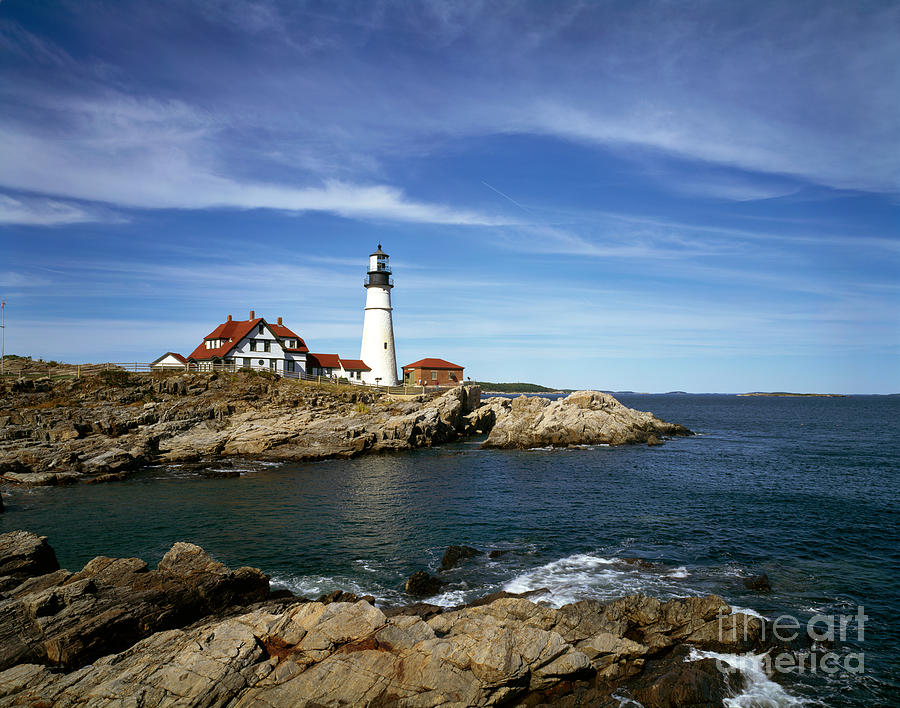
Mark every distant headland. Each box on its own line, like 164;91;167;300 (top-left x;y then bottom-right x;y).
737;392;847;397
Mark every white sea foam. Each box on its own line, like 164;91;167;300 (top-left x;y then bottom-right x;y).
611;690;646;707
430;588;473;607
502;553;641;607
270;574;374;600
686;648;807;707
730;605;767;620
668;565;689;578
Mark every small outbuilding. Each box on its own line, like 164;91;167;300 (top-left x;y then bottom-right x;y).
150;352;188;370
402;358;464;386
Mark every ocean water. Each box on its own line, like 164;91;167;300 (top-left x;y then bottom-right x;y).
2;394;898;706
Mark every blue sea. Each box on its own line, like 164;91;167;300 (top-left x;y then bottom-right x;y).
3;394;898;706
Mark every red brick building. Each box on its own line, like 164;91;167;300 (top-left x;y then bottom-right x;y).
402;358;464;386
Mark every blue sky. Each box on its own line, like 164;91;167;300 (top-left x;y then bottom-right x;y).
1;0;898;393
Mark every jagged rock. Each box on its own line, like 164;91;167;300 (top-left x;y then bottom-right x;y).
0;539;269;672
462;587;550;608
488;549;510;559
743;573;772;592
316;590;375;605
440;544;484;570
0;382;490;481
0;531;59;582
404;570;444;596
0;536;782;708
628;645;738;708
482;391;692;449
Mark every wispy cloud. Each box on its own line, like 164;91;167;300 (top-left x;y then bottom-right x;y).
0;193;124;226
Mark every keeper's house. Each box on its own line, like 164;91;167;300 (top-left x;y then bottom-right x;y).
402;358;464;386
185;311;309;373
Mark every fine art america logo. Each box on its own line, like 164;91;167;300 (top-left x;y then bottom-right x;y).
715;607;868;675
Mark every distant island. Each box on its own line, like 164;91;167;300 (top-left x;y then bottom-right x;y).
467;381;568;394
738;392;847;397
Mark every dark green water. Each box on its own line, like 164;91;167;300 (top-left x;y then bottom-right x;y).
3;394;898;706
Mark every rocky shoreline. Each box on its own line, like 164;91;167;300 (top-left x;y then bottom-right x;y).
1;372;691;487
0;531;797;707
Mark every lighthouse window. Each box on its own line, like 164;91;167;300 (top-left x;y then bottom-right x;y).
384;342;387;349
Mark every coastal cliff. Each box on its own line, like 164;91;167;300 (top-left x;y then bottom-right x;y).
1;373;690;486
0;531;778;707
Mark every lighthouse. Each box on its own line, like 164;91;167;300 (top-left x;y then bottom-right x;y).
360;244;398;386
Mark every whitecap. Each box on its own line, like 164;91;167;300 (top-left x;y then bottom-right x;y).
668;566;689;578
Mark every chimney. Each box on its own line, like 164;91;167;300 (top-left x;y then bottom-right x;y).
249;310;255;319
227;315;232;322
277;316;283;326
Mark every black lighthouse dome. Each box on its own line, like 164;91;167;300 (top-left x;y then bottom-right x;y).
365;244;393;288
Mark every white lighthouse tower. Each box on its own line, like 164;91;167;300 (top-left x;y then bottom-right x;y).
360;244;398;386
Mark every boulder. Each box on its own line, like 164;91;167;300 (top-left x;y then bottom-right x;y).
0;539;790;708
0;531;59;582
440;544;484;571
743;573;772;592
0;539;270;671
627;645;737;708
482;391;692;449
404;570;444;597
316;590;375;605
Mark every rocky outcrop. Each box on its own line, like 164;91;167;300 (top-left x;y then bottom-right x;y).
0;533;786;707
0;531;269;672
0;531;59;590
440;544;485;571
404;570;445;596
0;594;768;707
2;373;693;486
743;573;772;592
0;373;483;484
482;390;692;449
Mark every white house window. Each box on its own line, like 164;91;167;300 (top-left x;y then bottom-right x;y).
431;371;437;380
259;325;265;335
242;358;250;367
264;341;271;352
249;341;256;351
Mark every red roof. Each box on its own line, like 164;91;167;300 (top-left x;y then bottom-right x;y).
273;323;309;353
307;353;342;368
402;358;464;371
339;359;371;371
152;352;187;364
187;317;308;361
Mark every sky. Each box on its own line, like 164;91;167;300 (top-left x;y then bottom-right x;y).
1;0;898;393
